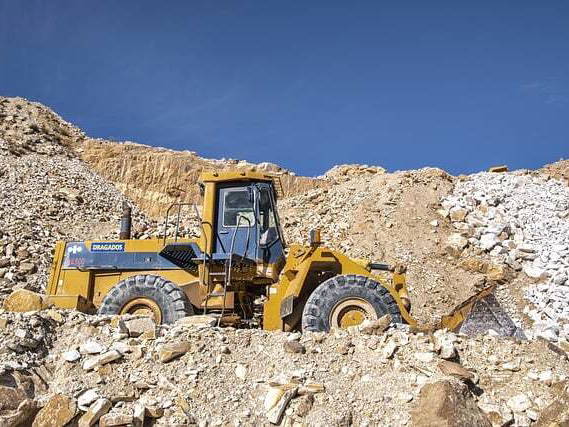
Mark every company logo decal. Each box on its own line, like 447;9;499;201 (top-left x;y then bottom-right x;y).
67;244;84;254
90;242;125;252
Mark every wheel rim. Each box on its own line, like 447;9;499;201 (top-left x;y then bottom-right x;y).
120;297;162;323
330;298;377;328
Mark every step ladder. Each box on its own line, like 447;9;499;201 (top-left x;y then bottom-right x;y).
202;214;251;326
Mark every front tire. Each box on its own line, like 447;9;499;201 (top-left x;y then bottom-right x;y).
302;274;402;332
98;275;193;324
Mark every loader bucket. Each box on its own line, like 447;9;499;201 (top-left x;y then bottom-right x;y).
440;285;526;339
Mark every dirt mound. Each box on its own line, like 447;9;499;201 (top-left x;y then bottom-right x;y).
0;97;84;156
280;167;490;325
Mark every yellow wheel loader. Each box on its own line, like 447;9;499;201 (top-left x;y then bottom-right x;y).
4;171;523;336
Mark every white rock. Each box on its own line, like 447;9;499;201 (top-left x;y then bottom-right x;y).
414;352;435;363
78;388;99;410
447;234;468;251
538;370;553;382
507;394;532;413
235;364;247;380
63;349;81;362
382;340;398;359
80;341;105;355
523;265;546;279
286;332;302;342
480;233;500;251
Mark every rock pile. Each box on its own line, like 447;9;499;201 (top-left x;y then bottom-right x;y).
279;167;498;325
441;172;569;342
0;97;84;157
0;97;152;302
1;310;569;426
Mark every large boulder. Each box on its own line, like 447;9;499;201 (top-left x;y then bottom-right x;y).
0;371;38;426
411;380;491;427
32;394;77;427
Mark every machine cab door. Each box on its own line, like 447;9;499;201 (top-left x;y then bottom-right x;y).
255;183;286;270
215;185;257;259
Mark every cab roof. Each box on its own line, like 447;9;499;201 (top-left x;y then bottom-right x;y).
199;170;276;184
199;170;284;198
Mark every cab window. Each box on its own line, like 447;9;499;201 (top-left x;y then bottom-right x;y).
223;189;255;227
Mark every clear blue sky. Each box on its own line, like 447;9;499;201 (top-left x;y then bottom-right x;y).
1;1;568;176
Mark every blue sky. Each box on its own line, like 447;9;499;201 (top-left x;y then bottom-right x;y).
1;1;568;176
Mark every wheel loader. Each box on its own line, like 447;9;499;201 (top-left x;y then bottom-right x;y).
3;170;523;336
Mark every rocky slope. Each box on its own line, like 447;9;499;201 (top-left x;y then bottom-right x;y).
78;138;327;218
2;95;569;426
0;96;326;218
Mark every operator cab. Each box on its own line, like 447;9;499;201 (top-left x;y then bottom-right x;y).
214;178;285;268
159;171;287;278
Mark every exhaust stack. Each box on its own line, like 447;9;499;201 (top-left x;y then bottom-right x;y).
119;202;132;240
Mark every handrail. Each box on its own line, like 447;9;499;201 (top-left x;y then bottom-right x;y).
162;202;196;245
218;214;251;326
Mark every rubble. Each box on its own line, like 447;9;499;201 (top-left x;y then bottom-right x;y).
0;310;567;426
0;98;152;302
442;172;569;341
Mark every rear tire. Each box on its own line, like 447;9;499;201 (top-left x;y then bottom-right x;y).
98;274;193;324
302;274;402;332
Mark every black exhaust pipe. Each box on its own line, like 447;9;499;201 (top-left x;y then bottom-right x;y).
119;202;132;240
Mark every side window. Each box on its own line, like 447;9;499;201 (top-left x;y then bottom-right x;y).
223;189;255;227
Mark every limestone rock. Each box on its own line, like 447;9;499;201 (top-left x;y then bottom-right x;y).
359;314;392;335
158;341;191;363
266;386;297;424
175;315;217;327
78;398;112;427
77;388;99;410
446;234;468;253
123;317;155;337
80;341;105;355
82;350;122;371
410;381;491;427
506;394;532;413
99;412;134;427
235;363;247;380
2;289;46;312
32;394;76;427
